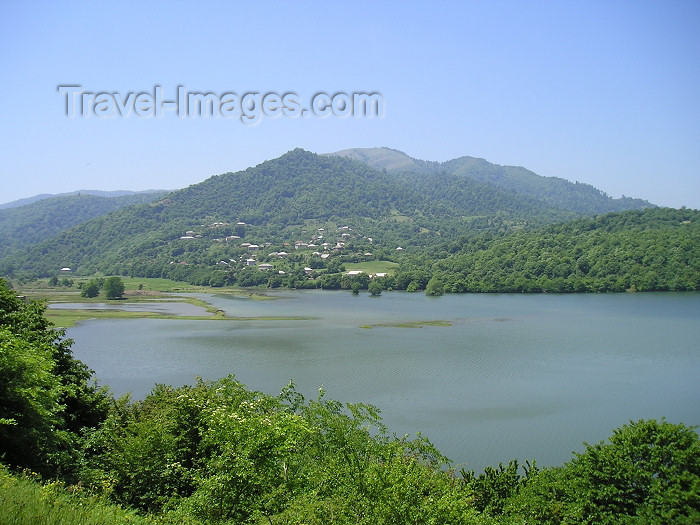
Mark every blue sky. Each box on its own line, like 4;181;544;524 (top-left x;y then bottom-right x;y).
1;0;698;208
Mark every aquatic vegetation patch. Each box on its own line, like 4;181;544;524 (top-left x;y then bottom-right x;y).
360;320;451;329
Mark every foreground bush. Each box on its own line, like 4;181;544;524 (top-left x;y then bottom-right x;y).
80;378;483;524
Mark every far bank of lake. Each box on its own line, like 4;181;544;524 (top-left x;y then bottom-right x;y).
66;290;700;473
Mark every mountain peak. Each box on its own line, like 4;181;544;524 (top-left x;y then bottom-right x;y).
326;147;421;172
327;147;653;214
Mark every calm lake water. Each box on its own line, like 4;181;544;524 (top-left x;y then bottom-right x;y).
67;290;700;472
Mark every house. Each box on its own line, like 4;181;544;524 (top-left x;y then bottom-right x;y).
245;259;256;266
59;267;72;272
258;263;273;271
346;270;363;276
304;267;313;275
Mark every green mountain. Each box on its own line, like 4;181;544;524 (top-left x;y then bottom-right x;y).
329;147;653;214
0;191;167;258
2;149;693;293
0;149;575;280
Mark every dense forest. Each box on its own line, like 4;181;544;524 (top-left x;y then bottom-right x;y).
0;191;166;258
418;207;700;293
1;278;699;524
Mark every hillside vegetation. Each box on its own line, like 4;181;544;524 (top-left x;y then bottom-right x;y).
0;191;166;258
424;207;700;293
2;149;695;294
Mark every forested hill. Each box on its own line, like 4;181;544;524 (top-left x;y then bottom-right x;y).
0;149;574;279
0;189;167;210
163;148;569;227
1;150;694;293
329;147;654;214
421;207;700;293
0;191;166;258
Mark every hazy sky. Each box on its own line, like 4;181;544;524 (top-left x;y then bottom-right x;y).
1;0;698;208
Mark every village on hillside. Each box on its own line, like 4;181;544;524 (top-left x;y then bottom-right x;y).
172;221;400;284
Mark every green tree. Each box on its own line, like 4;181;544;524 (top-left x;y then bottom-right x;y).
506;419;700;524
103;276;125;300
368;279;383;296
81;280;100;298
0;278;110;479
0;328;62;475
425;275;445;296
568;419;700;522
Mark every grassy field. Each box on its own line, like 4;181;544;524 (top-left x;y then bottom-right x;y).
13;277;276;300
0;466;164;525
10;277;304;328
344;261;399;275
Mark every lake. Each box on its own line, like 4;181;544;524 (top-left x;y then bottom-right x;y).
66;290;700;473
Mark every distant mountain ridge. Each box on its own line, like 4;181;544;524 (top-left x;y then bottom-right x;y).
0;189;169;210
0;148;678;290
0;191;168;258
328;147;653;215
